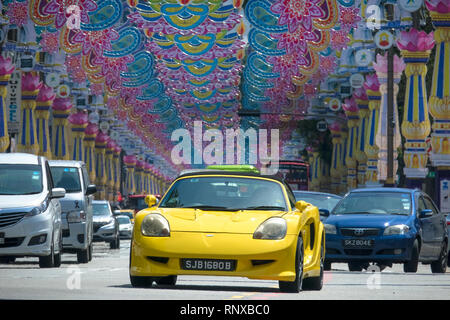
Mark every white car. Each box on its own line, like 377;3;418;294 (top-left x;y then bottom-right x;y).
49;160;97;263
0;153;65;268
116;215;133;239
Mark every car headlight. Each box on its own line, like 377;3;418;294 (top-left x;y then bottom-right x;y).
383;224;410;235
141;213;170;237
26;199;49;217
253;217;287;240
324;224;337;235
67;210;86;223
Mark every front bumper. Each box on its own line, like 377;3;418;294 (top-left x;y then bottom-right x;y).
0;214;54;257
325;233;415;263
61;214;89;251
93;223;116;242
130;232;320;282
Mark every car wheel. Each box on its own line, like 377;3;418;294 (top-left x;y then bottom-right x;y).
302;239;324;291
53;233;62;268
348;262;365;272
77;248;89;264
431;241;448;274
155;276;177;286
279;237;304;293
0;257;16;264
404;239;419;273
39;236;55;268
88;242;93;261
130;275;154;288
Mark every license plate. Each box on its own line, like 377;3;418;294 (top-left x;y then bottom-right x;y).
181;258;236;271
343;239;374;248
0;232;4;245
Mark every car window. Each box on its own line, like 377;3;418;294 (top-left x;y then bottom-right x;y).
160;176;288;211
332;192;412;215
294;192;341;211
418;196;427;214
81;166;90;189
45;161;54;191
50;167;82;193
93;203;112;216
0;164;43;195
423;196;439;215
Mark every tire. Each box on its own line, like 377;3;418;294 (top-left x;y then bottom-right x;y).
324;260;331;271
303;239;324;291
88;242;93;261
53;234;62;268
0;257;16;264
77;248;89;264
404;239;419;273
155;276;177;286
129;239;154;288
348;262;364;272
431;241;448;274
279;237;304;293
130;276;154;288
39;238;55;268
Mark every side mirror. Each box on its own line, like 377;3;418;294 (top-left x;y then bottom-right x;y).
319;209;330;217
295;200;309;212
145;195;158;208
419;209;433;219
86;184;97;196
51;187;66;199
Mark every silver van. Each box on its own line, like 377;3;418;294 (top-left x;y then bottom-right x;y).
0;153;65;268
49;160;96;263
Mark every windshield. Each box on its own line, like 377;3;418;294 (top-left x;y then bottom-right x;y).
117;216;131;224
159;176;288;211
332;192;412;215
294;192;341;211
50;167;81;193
0;164;43;195
127;197;147;211
93;203;112;216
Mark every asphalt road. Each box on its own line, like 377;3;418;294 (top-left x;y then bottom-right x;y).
0;240;449;300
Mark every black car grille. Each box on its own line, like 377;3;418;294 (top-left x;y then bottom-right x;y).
340;228;380;237
93;222;107;233
0;237;25;248
0;212;27;229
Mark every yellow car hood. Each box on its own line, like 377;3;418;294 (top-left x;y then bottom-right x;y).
156;208;285;234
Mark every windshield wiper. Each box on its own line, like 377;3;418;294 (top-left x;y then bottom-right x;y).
181;205;240;211
239;206;286;211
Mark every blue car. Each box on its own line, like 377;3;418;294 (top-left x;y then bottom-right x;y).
323;188;448;273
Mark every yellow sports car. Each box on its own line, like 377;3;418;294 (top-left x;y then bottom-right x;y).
129;171;325;292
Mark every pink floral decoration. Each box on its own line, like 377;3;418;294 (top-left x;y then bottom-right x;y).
271;26;319;54
68;112;89;125
52;98;73;111
339;6;361;31
330;30;351;51
7;1;28;27
397;28;435;52
36;85;56;103
363;73;380;92
40;31;60;54
0;56;15;76
343;96;359;113
22;73;43;92
85;123;99;135
271;0;326;32
425;0;450;13
373;53;406;74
